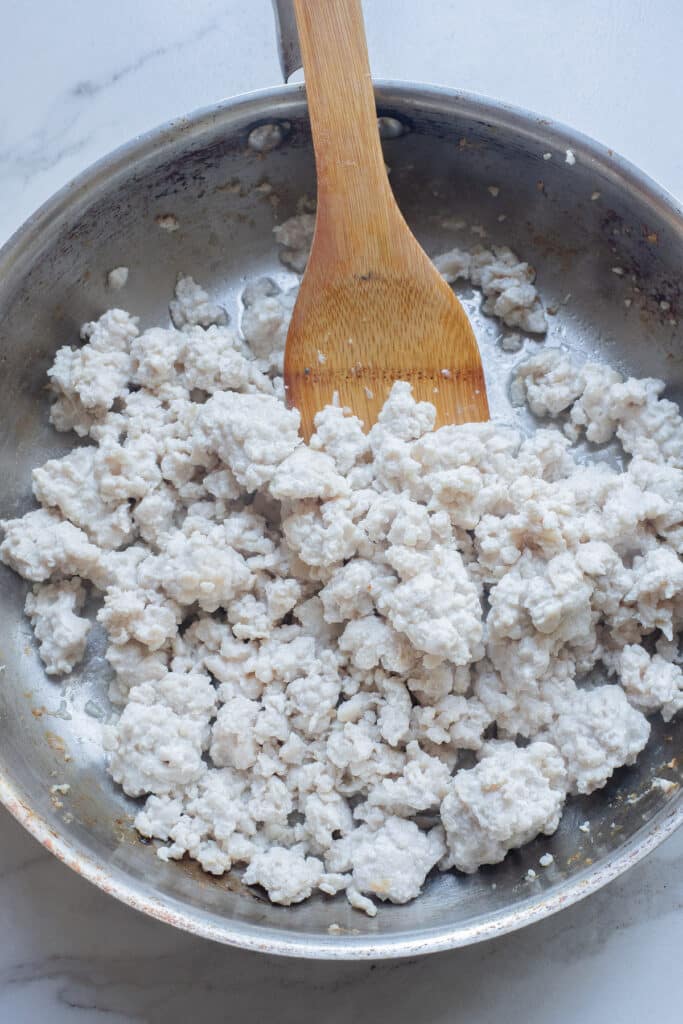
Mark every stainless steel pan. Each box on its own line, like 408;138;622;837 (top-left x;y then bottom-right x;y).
0;82;681;958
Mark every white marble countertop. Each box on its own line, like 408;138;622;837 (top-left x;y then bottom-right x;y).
1;1;682;1020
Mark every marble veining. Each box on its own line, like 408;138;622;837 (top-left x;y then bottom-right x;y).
1;17;217;180
0;1;682;1021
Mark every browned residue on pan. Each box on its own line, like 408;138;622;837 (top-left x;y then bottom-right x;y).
45;731;71;761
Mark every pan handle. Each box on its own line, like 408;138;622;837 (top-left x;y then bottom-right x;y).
272;0;303;81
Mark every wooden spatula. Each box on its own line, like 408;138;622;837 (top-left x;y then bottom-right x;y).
284;0;489;439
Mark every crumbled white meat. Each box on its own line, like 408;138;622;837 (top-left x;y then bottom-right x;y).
433;247;472;283
105;641;168;706
365;741;451;812
25;578;91;675
133;485;178;547
2;222;681;919
616;645;683;721
103;703;206;797
610;378;683;467
471;246;548;334
435;246;547;334
128;669;218;726
47;309;138;436
567;363;623;443
327;817;445;909
273;213;316;272
376;548;483;664
138;529;254;612
98;586;181;650
107;266;129;290
440;742;567;873
511;349;584;417
33;446;134;549
181;325;272;395
241;278;297;373
283;498;362;570
542;686;650;794
198;391;301;490
0;508;104;584
310;405;371;475
169;275;227;329
338;615;417;675
269;448;349;501
243;847;345;905
130;327;183;390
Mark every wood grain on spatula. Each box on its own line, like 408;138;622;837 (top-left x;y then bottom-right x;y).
284;0;489;440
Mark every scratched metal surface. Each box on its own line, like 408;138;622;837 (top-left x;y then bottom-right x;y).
0;84;680;958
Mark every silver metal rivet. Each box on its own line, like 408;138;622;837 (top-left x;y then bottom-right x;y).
377;116;406;140
248;122;290;153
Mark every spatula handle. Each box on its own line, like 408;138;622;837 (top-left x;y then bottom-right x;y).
294;0;394;264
